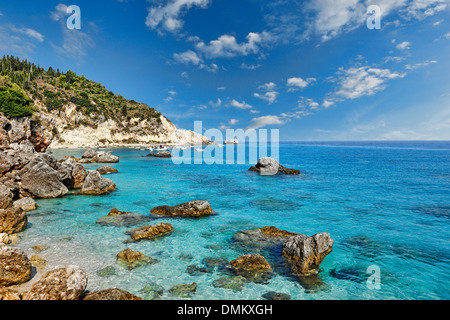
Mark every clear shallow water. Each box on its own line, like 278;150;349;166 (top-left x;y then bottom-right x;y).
15;142;450;300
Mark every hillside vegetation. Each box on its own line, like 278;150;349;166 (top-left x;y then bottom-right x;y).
0;55;162;123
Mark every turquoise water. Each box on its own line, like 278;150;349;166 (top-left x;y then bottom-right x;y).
15;142;450;300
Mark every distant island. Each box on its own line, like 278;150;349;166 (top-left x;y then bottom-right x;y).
0;56;208;149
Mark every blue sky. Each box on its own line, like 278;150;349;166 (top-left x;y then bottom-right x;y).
1;0;449;141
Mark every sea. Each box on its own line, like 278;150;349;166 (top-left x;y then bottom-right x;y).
14;141;450;300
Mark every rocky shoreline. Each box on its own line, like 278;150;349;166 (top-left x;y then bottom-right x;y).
0;112;332;300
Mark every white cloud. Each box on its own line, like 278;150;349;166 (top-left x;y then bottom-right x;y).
333;66;406;100
217;86;226;91
195;32;273;59
247;115;285;130
287;77;316;90
396;41;411;50
229;119;239;125
322;100;335;108
146;0;210;34
173;50;202;65
181;71;189;78
209;98;222;107
230;99;253;110
254;82;279;104
405;59;438;70
10;27;44;42
199;62;219;73
240;63;262;70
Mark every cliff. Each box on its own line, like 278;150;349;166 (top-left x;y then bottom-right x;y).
0;55;208;150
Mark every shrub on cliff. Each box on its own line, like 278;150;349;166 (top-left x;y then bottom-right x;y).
0;84;35;117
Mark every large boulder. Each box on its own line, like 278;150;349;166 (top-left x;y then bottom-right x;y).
13;197;36;212
79;171;116;195
282;233;334;275
0;244;32;287
81;149;97;159
0;206;27;234
129;223;174;242
83;288;142;300
72;163;87;189
92;152;119;164
0;184;13;209
150;200;213;218
230;254;272;273
0;287;22;300
19;158;68;198
23;266;88;300
249;157;300;175
146;152;172;158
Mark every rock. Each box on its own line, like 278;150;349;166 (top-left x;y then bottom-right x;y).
202;257;229;269
92;152;119;163
146;152;172;158
0;244;32;286
96;166;118;175
13;197;36;211
0;184;13;209
139;282;164;300
230;254;272;273
30;255;47;269
262;291;291;300
78;170;116;195
151;200;213;218
96;266;117;278
0;152;15;176
19;158;68;198
32;245;50;253
83;288;142;300
233;226;299;249
0;233;10;244
249;157;300;175
212;276;247;291
0;206;27;234
72;163;87;189
129;223;174;242
186;264;214;276
108;207;130;216
82;149;97;159
96;212;151;228
282;233;334;275
116;248;158;270
225;254;274;284
23;266;88;300
169;283;197;298
0;287;22;300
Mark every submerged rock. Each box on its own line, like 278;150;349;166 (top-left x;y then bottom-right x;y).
139;282;165;300
23;266;88;300
233;226;299;249
30;254;47;269
83;288;142;300
78;170;116;195
0;206;27;235
224;254;274;284
186;264;214;276
0;244;32;287
116;248;159;270
262;291;291;300
129;223;174;242
13;197;36;211
96;208;151;227
249;157;300;175
96;266;117;278
32;245;50;253
96;166;118;175
212;276;247;291
282;233;333;275
150;200;213;218
169;283;197;298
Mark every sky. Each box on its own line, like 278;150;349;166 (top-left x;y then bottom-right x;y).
0;0;449;141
